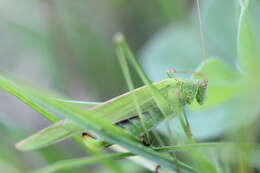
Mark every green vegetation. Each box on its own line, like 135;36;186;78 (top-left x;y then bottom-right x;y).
0;0;260;173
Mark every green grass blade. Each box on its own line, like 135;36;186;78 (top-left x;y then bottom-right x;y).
114;33;171;117
29;153;132;173
116;34;151;142
114;33;192;171
154;142;260;152
114;33;178;145
0;75;58;122
30;142;260;173
0;74;89;152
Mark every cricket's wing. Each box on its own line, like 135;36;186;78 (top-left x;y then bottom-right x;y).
16;119;83;151
90;78;177;122
15;79;176;151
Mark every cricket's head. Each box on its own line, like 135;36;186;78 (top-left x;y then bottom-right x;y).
195;79;208;105
178;79;208;105
193;72;208;105
166;69;208;105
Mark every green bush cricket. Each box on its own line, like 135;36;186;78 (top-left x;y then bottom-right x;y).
15;70;208;151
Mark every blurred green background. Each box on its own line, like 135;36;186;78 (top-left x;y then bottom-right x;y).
0;0;260;172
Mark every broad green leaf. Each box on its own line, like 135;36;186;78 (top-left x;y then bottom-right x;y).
238;0;260;76
191;58;241;109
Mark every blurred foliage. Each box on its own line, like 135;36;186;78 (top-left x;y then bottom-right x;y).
0;0;260;172
0;0;192;172
0;0;191;99
141;0;260;141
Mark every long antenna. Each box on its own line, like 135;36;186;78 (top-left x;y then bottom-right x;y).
195;0;207;59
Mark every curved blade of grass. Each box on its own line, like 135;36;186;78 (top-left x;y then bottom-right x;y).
0;74;124;173
0;75;58;122
114;32;176;142
114;33;171;116
116;34;152;144
0;75;86;151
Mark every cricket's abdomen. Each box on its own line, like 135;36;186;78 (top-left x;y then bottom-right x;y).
115;107;165;136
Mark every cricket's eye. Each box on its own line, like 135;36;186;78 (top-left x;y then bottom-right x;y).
196;80;208;105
